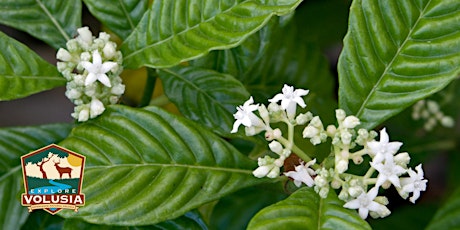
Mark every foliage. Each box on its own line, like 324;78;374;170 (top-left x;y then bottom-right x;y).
0;0;459;229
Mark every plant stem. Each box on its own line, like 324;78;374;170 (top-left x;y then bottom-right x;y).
139;68;157;107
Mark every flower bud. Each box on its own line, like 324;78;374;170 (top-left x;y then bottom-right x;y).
336;160;348;173
440;116;454;127
352;155;363;164
348;186;363;197
382;181;392;189
303;126;318;138
77;27;93;46
267;167;280;178
331;179;341;189
335;109;346;121
296;112;312;125
111;84;125;95
326;125;336;137
273;128;282;139
90;98;105;118
343;116;360;129
269;141;283;155
77;108;89;122
426;100;439;113
394;152;410;166
57;48;72;61
253;165;271;178
341;131;352;145
258;104;270;124
319;187;329;198
103;42;116;59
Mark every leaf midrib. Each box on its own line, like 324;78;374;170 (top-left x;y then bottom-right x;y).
124;0;290;60
118;0;135;30
160;68;231;114
124;1;240;59
35;0;70;41
87;163;254;174
355;0;432;118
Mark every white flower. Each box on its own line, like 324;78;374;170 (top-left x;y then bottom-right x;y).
231;97;264;133
343;187;388;219
268;141;283;155
268;84;309;119
370;159;406;188
90;98;105;118
81;50;117;87
367;128;402;164
400;164;428;203
284;159;316;187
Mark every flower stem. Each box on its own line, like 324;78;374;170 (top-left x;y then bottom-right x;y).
364;166;375;180
139;68;157;107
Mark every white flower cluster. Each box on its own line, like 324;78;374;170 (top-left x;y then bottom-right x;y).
56;27;125;122
231;84;428;220
412;99;454;131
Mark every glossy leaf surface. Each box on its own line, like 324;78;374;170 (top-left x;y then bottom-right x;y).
159;66;250;136
338;0;460;129
58;105;264;225
121;0;303;68
83;0;148;40
0;31;65;101
247;187;371;230
0;123;72;230
0;0;81;49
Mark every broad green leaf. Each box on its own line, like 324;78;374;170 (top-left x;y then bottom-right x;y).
426;186;460;230
192;15;336;123
338;0;460;129
0;0;81;49
58;105;265;225
0;123;72;230
121;0;304;69
62;211;208;229
158;66;250;136
247;187;371;230
83;0;148;40
0;31;65;101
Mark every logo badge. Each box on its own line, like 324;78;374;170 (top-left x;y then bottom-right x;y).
21;144;85;214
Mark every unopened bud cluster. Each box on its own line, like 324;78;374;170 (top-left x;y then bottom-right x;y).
56;27;125;122
412;99;454;131
231;84;428;220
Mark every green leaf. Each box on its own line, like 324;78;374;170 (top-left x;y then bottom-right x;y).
192;15;336;122
247;187;371;230
83;0;148;40
62;211;208;229
426;186;460;230
21;210;65;230
0;31;65;101
58;105;265;225
0;0;81;49
368;203;438;230
0;123;73;230
121;0;304;69
158;66;250;136
338;0;460;129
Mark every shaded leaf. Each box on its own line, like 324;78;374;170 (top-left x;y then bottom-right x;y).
210;182;288;230
426;186;460;230
0;123;73;230
247;187;371;230
0;0;81;49
62;211;208;230
121;0;303;68
83;0;149;40
21;210;65;230
158;66;250;136
191;15;336;123
338;0;460;129
368;203;438;230
58;105;265;225
0;31;65;101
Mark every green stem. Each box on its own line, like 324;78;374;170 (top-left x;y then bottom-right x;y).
363;167;375;180
139;68;157;107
